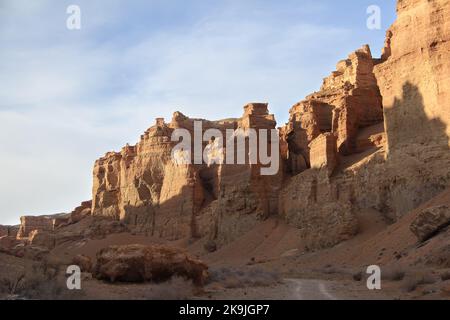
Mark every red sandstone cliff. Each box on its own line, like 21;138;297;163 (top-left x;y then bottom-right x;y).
375;0;450;153
2;0;449;254
277;0;450;249
91;103;282;246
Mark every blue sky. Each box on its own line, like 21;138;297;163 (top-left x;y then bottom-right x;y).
0;0;397;225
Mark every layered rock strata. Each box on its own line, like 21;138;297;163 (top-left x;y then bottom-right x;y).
91;104;282;245
280;45;384;176
5;0;449;253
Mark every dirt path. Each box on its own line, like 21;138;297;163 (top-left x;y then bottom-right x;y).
285;279;338;300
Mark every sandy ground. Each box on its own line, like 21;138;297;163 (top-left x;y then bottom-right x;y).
1;189;450;300
207;278;397;300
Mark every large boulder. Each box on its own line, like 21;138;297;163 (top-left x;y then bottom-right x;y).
410;205;450;241
72;254;93;273
94;244;208;286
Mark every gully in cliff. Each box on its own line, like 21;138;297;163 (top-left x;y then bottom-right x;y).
171;120;280;176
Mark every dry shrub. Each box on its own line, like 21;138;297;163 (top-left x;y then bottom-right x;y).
204;240;217;253
352;272;363;282
350;266;405;282
144;277;194;300
382;267;406;281
208;267;281;289
0;271;25;296
440;271;450;281
0;261;83;300
402;274;437;292
320;265;348;275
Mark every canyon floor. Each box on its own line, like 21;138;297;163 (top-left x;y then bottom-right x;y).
2;189;449;300
2;0;450;300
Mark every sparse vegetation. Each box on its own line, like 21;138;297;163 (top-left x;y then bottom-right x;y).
440;271;450;281
204;240;217;253
381;267;406;281
402;274;437;292
320;266;347;275
352;272;363;282
208;267;281;289
0;260;82;300
144;277;194;300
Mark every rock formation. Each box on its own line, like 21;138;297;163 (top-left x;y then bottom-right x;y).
94;244;208;286
91;103;283;246
371;0;450;216
276;45;386;249
277;0;450;249
27;229;56;249
58;0;450;250
14;200;92;241
309;133;338;174
54;200;92;228
73;254;93;273
374;0;450;153
0;225;18;238
3;0;449;255
410;205;450;241
16;216;54;239
280;45;384;176
0;225;8;237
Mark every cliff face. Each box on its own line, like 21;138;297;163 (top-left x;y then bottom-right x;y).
371;0;450;216
5;0;449;253
17;216;54;239
280;45;384;176
0;225;18;238
374;0;450;152
92;119;174;223
277;0;450;248
0;225;8;237
87;0;449;249
91;104;282;244
277;46;385;249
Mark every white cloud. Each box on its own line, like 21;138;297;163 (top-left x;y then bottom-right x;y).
0;0;355;225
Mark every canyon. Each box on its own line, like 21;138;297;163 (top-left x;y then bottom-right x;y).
1;0;450;300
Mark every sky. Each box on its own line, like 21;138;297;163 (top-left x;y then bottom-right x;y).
0;0;397;225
